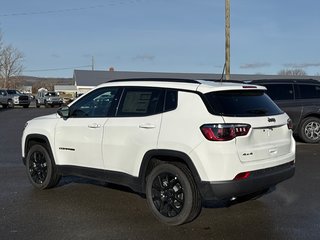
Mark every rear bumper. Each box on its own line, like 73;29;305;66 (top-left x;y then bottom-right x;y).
198;161;295;201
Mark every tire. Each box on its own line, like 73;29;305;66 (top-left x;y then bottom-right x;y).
146;162;202;225
36;100;40;108
25;144;61;189
7;99;14;108
299;117;320;143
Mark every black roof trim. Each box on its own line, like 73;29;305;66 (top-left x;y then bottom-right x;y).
200;79;244;84
106;78;199;84
245;79;320;84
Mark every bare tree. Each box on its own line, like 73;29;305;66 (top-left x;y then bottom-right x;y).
278;68;307;76
0;45;24;88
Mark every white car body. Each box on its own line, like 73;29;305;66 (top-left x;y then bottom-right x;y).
22;79;295;225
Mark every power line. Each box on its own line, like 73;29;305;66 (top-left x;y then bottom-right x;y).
24;65;91;73
0;1;145;18
0;5;104;17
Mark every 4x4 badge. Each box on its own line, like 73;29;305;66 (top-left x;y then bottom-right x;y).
268;117;276;123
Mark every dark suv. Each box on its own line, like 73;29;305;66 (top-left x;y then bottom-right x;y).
248;79;320;143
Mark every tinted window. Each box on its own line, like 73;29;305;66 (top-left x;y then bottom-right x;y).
164;90;178;112
7;90;20;95
45;92;58;97
297;84;320;99
205;90;283;117
70;87;120;118
117;87;164;117
263;84;294;100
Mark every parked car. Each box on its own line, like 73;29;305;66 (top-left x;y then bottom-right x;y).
0;89;31;108
36;90;63;108
247;79;320;143
22;78;295;225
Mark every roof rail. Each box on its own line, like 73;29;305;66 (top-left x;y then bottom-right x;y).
246;79;320;84
106;78;199;84
200;79;245;84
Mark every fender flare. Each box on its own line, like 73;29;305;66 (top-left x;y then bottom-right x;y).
23;134;54;165
138;149;202;192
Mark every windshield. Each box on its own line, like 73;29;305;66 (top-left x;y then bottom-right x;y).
7;90;21;95
45;92;58;97
205;90;283;117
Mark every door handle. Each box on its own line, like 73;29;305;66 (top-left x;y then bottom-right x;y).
139;123;156;129
88;123;101;128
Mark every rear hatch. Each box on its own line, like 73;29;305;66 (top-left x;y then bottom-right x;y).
204;89;293;162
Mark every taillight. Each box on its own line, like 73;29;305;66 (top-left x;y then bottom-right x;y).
200;124;251;141
287;118;293;130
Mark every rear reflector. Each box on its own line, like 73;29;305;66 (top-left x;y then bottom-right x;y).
200;124;251;141
234;172;251;180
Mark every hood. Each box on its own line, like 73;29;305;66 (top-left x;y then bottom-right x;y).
33;113;60;121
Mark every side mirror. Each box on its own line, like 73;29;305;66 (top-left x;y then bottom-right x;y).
57;106;70;119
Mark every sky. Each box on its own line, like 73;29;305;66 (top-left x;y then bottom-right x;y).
1;0;320;78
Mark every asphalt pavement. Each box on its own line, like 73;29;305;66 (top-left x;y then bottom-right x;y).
0;106;319;240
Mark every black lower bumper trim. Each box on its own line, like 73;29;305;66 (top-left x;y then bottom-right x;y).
198;161;295;201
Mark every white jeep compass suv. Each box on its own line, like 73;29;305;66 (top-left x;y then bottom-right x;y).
22;78;295;225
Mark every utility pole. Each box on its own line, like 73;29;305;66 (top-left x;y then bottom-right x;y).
225;0;230;80
91;56;95;71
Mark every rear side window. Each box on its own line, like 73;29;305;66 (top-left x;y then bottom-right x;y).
296;84;320;99
116;87;164;117
205;90;283;117
263;84;294;100
164;90;178;112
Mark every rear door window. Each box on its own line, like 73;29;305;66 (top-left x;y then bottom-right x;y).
116;87;164;117
205;90;283;117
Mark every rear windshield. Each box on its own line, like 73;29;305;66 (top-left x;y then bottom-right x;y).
205;90;283;117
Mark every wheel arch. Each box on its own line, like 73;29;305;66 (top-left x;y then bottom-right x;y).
297;114;320;143
298;114;320;132
23;134;54;165
139;149;202;193
301;113;320;121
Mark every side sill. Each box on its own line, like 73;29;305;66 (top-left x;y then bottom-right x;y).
57;165;144;193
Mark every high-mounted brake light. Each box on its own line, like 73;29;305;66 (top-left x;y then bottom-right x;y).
200;124;251;141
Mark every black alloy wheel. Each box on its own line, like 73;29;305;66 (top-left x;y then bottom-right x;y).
26;144;60;189
28;150;48;184
146;162;202;225
151;172;184;218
